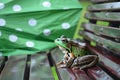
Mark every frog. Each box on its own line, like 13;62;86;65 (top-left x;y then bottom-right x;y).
54;35;99;70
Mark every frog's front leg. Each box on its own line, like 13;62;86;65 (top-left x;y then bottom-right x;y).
57;58;75;68
56;54;69;68
57;61;67;68
57;53;74;68
66;58;75;68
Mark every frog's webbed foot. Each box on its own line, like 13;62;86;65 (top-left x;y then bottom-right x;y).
57;58;75;68
57;64;67;68
56;59;68;68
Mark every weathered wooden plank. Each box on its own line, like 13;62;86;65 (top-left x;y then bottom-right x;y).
87;44;120;79
82;23;120;39
91;0;114;3
80;31;120;52
51;48;91;80
88;2;120;11
72;69;91;80
0;55;27;80
86;66;114;80
30;53;54;80
85;12;120;22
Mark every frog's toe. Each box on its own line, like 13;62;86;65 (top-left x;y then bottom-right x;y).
80;67;84;70
57;64;67;68
80;66;86;70
72;67;79;70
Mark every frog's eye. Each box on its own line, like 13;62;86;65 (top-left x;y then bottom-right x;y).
62;38;68;43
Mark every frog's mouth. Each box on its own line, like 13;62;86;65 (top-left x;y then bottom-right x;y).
55;38;71;52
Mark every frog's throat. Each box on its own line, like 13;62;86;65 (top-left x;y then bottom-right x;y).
54;38;72;53
59;45;71;53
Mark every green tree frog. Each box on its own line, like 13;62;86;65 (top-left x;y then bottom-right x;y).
54;35;99;70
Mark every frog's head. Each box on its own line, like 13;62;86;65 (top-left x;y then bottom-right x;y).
55;35;71;53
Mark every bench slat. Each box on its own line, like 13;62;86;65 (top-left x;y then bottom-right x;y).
91;0;115;3
86;66;114;80
72;69;91;80
85;12;120;22
87;44;120;79
51;48;91;80
88;2;120;11
0;55;27;80
80;31;120;52
82;23;120;39
30;53;54;80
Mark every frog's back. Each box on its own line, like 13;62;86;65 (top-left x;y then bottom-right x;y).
72;46;87;57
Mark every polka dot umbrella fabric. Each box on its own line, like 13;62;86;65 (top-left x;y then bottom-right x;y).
0;0;82;56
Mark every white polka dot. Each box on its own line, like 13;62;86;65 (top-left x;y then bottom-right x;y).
28;18;37;26
0;31;2;36
0;52;3;57
9;35;18;42
43;29;51;36
42;1;51;8
12;4;22;12
0;18;6;26
63;7;69;10
15;28;22;31
61;23;70;29
0;3;5;9
26;41;34;47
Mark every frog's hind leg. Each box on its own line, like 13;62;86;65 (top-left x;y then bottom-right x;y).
80;56;99;70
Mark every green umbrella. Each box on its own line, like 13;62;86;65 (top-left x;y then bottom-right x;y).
0;0;82;56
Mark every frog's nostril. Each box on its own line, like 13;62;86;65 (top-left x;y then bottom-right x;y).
56;39;59;41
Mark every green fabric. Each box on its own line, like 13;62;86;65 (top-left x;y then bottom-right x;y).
0;0;82;56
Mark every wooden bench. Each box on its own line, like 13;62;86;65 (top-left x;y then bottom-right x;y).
49;1;120;80
0;53;54;80
0;1;120;80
